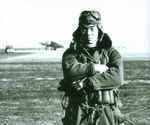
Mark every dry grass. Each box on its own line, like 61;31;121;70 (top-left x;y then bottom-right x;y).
0;61;150;125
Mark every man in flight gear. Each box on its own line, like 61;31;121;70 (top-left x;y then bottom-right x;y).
58;10;133;125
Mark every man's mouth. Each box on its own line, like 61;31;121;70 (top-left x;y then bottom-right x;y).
86;41;92;45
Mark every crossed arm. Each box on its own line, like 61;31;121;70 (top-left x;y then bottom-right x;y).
62;48;122;89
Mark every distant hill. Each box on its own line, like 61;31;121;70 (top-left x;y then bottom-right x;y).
123;53;150;61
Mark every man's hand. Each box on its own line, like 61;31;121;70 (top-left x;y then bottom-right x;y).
72;81;83;91
71;78;86;91
94;64;108;73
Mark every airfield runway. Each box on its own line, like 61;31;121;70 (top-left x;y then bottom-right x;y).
0;50;64;63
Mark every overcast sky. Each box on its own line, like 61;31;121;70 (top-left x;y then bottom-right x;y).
0;0;149;53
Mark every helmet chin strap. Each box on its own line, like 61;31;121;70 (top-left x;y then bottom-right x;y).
99;32;104;42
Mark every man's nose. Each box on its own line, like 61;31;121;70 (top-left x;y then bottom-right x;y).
87;29;92;35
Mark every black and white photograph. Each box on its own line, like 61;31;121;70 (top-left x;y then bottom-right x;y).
0;0;150;125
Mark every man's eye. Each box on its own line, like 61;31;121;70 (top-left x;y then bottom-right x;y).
81;28;87;33
90;27;94;31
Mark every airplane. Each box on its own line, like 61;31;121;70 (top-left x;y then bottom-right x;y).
40;41;64;50
4;45;14;53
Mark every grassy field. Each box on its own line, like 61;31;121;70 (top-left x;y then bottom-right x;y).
0;60;150;125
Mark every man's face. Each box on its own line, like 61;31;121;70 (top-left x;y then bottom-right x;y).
80;25;99;48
